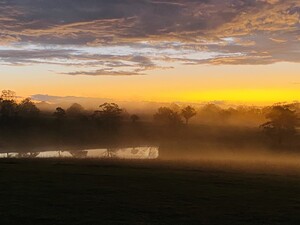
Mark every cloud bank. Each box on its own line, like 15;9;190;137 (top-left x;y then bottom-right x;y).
0;0;299;75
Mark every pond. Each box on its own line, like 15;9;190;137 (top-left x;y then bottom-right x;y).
0;146;159;159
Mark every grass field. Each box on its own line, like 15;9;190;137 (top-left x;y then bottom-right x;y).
0;159;300;225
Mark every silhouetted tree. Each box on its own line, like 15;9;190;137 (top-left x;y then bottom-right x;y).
1;90;16;101
197;103;225;124
0;99;17;119
53;107;66;120
260;104;298;146
181;106;196;124
17;98;40;118
170;103;181;113
53;107;66;147
131;114;140;123
0;90;18;120
154;107;183;126
93;103;123;127
66;103;85;117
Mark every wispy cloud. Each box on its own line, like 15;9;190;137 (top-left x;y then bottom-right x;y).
63;69;144;76
0;0;299;75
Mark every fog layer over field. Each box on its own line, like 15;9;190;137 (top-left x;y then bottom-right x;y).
0;90;299;174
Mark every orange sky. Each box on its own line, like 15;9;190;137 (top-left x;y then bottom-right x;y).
1;62;299;105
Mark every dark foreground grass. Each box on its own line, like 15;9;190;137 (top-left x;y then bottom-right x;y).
0;159;299;225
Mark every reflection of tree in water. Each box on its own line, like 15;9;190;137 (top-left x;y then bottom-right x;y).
5;153;11;158
131;147;139;155
103;148;118;158
69;150;88;158
17;152;40;158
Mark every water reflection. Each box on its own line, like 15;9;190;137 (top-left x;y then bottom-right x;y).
0;147;159;159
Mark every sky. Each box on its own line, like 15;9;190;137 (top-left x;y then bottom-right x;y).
0;0;299;104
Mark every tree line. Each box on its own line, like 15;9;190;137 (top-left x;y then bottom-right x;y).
0;90;299;150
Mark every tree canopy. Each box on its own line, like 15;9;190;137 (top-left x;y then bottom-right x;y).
154;107;183;126
260;104;298;145
181;106;197;124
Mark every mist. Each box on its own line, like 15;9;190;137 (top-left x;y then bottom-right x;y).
0;90;299;175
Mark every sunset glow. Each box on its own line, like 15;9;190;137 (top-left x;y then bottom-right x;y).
0;0;299;104
1;2;300;224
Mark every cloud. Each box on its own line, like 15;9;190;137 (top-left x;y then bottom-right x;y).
0;0;299;75
63;69;144;76
0;44;176;75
